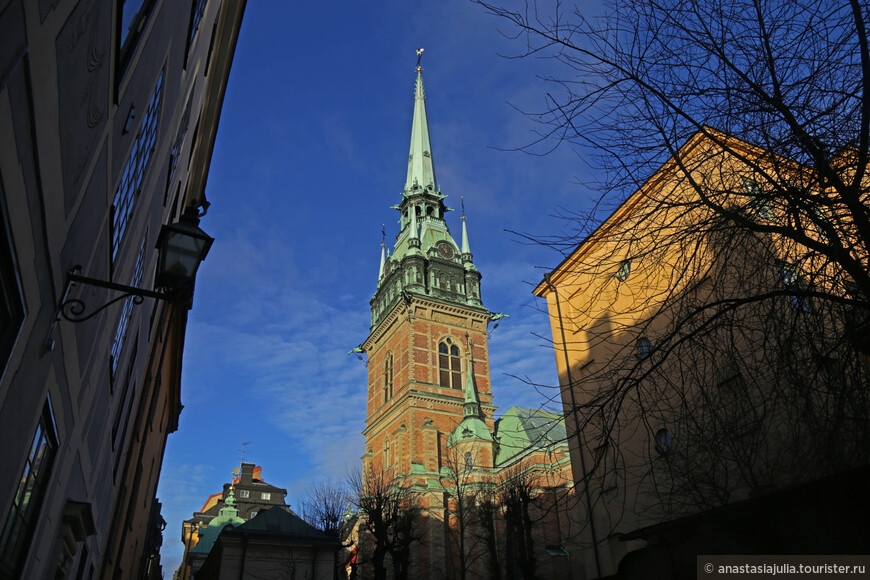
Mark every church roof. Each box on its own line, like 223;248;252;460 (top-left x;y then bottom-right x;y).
222;506;337;544
494;407;568;466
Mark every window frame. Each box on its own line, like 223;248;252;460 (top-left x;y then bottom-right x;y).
438;338;462;389
0;399;58;576
238;490;250;499
260;492;271;501
111;69;164;264
116;0;158;80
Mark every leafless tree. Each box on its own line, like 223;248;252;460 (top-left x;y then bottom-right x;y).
302;479;348;539
347;467;421;580
499;464;540;580
474;485;502;580
476;0;870;527
440;449;492;580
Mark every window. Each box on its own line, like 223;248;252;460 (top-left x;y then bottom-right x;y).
111;240;146;374
188;0;208;45
464;452;473;471
635;337;651;360
383;353;393;403
778;262;811;311
166;88;194;200
384;439;390;468
112;70;164;262
0;184;24;375
261;492;271;501
438;338;462;389
0;400;58;576
117;0;157;75
250;511;257;519
744;178;774;220
616;259;631;282
238;490;249;499
654;429;673;454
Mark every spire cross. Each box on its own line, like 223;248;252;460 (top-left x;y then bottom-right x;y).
381;224;386;246
461;195;466;222
416;48;424;72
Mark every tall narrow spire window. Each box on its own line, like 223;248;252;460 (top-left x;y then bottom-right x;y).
383;353;393;403
438;338;462;389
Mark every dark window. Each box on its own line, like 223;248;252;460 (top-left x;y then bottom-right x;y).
0;182;24;375
438;339;461;389
0;400;58;576
165;88;194;202
117;0;157;76
112;71;164;262
464;452;473;471
383;353;393;403
778;261;811;311
111;239;146;374
635;337;651;360
654;429;673;454
744;178;774;220
616;259;631;282
188;0;208;45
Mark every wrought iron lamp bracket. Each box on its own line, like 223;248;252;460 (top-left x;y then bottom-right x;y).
59;266;173;323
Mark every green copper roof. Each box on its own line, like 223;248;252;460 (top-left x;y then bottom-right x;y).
493;407;568;466
405;71;436;193
190;488;246;555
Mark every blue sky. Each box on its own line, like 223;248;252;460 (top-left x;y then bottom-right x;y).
156;0;602;572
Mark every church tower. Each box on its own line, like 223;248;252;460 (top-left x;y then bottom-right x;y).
361;57;496;486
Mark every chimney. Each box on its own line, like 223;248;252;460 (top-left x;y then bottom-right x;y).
240;463;255;485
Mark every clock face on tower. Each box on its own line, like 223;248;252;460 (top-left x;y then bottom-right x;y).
436;241;455;260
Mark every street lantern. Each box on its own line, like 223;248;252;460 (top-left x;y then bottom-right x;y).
56;211;215;324
154;213;214;292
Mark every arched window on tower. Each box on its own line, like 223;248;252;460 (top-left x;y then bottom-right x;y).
383;353;394;403
438;338;462;389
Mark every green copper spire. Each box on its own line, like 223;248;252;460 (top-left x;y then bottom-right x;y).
461;216;471;256
463;348;480;417
405;53;437;193
448;346;492;445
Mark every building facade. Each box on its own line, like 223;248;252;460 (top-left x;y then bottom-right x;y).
177;463;294;580
0;1;245;578
353;61;581;580
533;129;870;578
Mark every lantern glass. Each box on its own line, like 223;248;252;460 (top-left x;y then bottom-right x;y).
155;218;213;290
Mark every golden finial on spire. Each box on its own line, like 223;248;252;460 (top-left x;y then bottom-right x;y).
416;48;424;72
